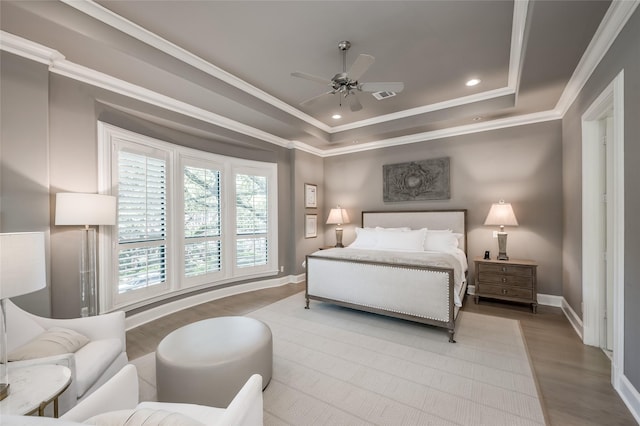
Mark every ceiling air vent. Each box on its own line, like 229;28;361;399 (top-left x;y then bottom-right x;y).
372;91;397;100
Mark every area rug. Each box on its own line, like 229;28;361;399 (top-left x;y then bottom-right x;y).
131;292;546;425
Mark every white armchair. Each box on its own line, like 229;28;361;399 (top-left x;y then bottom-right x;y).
61;364;264;425
5;299;128;414
0;365;263;425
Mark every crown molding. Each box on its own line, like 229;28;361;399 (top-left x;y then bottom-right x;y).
301;109;562;157
1;30;292;149
508;0;529;92
555;0;639;115
0;31;64;65
329;86;515;133
62;0;526;135
60;0;332;133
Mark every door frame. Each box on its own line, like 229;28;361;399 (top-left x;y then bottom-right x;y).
581;70;624;386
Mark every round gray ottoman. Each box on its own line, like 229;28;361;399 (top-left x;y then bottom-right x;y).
155;316;272;407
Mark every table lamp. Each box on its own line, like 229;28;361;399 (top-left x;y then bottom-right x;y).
326;206;350;248
483;200;518;261
55;193;116;317
0;232;47;401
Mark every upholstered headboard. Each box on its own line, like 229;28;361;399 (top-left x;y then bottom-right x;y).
362;210;467;254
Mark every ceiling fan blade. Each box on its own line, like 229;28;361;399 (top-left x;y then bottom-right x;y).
299;91;333;107
291;71;332;86
347;54;375;81
349;94;363;112
359;82;405;93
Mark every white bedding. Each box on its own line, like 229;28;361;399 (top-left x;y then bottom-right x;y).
312;247;468;307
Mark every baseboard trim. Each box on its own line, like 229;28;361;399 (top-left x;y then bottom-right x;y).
561;297;584;340
466;286;562;308
618;374;640;424
125;274;304;330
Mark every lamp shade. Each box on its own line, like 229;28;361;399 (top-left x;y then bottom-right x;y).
0;232;47;299
55;193;116;226
326;207;350;225
484;201;519;227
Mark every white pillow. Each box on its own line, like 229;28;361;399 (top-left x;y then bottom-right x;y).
86;408;204;426
424;229;460;252
349;227;378;249
8;327;90;361
375;228;427;251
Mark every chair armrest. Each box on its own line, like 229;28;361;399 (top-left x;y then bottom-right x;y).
61;364;139;422
219;374;263;426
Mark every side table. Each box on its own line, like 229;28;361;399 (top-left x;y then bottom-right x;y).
0;364;72;417
474;256;538;313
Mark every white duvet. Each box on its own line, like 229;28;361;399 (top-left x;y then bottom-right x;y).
311;247;468;307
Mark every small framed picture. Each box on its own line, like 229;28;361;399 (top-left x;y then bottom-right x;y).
305;214;318;238
304;183;317;208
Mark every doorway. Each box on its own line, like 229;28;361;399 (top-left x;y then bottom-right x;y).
581;70;624;387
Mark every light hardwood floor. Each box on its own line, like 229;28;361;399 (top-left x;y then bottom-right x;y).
126;284;637;425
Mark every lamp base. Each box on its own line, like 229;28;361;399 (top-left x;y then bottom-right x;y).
0;383;8;401
335;227;344;248
497;232;509;261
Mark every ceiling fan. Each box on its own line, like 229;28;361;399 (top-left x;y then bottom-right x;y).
291;40;404;112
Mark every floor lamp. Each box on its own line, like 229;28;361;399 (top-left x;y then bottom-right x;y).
55;193;116;317
0;232;47;400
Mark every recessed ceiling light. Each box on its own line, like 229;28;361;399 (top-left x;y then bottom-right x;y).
473;116;483;121
466;78;481;87
332;113;342;119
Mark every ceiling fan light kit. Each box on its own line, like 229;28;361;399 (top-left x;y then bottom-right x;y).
292;40;404;113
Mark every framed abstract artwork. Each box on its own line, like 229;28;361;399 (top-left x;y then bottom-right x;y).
383;157;450;202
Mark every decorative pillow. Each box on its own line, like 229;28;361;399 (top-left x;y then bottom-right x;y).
86;408;204;426
374;228;427;251
8;327;90;361
349;227;378;249
424;229;459;252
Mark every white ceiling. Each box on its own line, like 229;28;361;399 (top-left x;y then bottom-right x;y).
0;0;617;152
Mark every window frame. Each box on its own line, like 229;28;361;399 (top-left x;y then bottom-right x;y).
98;122;278;313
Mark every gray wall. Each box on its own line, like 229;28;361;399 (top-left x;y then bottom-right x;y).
0;52;51;316
323;121;564;296
292;150;325;274
562;8;640;388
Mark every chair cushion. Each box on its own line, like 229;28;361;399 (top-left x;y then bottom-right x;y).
85;408;204;426
8;327;90;361
74;338;122;398
137;402;224;425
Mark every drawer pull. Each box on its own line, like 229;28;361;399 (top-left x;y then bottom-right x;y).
502;278;507;283
501;267;507;272
502;289;508;294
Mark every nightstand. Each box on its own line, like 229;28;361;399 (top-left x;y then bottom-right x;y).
474;257;538;313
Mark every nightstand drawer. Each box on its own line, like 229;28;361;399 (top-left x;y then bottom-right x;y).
477;263;533;277
478;272;533;288
478;284;533;300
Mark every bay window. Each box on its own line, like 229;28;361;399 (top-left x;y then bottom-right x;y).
98;122;278;312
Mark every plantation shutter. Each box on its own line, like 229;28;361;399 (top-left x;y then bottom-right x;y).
183;165;222;277
117;150;167;294
235;173;268;268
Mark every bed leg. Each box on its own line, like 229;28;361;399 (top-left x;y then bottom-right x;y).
448;329;456;343
305;297;310;309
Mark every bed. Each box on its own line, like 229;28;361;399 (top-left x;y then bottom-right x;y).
305;210;468;342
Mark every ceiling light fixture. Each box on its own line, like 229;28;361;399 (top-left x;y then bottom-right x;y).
332;113;342;119
466;78;481;87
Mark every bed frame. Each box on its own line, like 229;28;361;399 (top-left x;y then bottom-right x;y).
305;209;467;342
